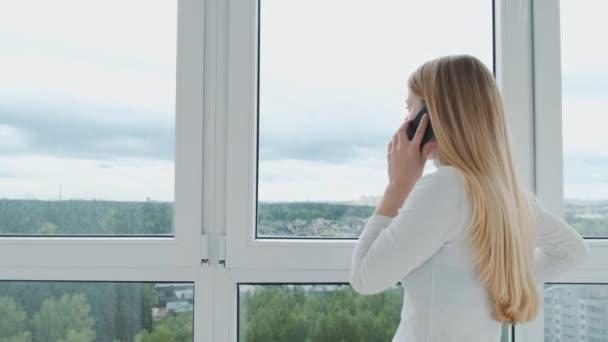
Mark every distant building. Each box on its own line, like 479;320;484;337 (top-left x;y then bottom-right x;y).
353;195;382;206
152;307;168;321
544;285;608;342
166;301;194;314
153;284;194;320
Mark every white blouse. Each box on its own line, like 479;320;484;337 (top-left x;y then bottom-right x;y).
350;165;589;342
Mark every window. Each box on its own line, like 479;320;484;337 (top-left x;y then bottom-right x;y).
533;0;608;339
227;0;497;269
225;0;534;340
0;281;194;341
560;1;608;236
0;1;177;236
256;0;493;239
0;0;203;265
0;0;205;340
560;0;608;237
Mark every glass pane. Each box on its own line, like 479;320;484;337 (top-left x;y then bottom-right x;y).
560;1;608;237
0;281;193;342
544;284;608;342
238;284;511;341
257;0;493;238
0;1;177;235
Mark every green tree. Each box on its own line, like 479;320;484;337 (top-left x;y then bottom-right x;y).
0;281;163;342
240;285;402;342
500;325;511;342
39;222;59;235
134;312;193;342
242;287;305;342
99;208;121;235
0;296;32;342
305;288;401;341
30;293;95;342
61;329;95;342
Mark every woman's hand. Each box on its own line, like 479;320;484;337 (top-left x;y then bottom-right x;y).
386;113;436;190
374;114;436;218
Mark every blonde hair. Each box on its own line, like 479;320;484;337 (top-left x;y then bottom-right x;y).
408;55;538;324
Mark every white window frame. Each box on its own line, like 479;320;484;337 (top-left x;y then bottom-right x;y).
0;0;204;270
217;0;535;341
0;1;211;341
224;0;534;269
524;0;608;340
223;0;354;271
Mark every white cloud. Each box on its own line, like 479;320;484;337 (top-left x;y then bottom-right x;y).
0;0;176;64
258;159;387;202
260;0;493;134
562;96;608;156
560;1;608;74
256;0;491;201
0;54;175;119
0;1;177;119
258;158;436;202
565;183;608;201
4;0;605;203
0;155;173;201
94;137;155;155
0;124;29;151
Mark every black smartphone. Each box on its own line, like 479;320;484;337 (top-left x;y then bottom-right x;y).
406;105;434;149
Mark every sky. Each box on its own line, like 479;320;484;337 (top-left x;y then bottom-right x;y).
0;0;605;202
0;1;176;201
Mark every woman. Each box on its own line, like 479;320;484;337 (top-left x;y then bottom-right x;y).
349;55;588;341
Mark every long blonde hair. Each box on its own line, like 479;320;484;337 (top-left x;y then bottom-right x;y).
408;55;538;324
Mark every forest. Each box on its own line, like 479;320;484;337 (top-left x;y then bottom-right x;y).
1;282;508;342
239;285;403;342
0;199;173;235
0;282;193;342
238;284;510;342
2;199;602;237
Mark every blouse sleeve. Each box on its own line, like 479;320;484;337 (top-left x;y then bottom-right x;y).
532;197;589;283
349;166;466;295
